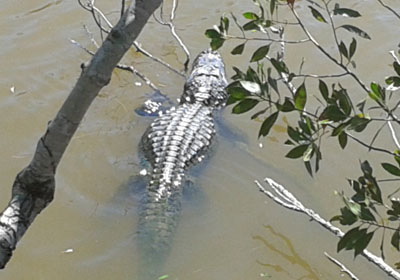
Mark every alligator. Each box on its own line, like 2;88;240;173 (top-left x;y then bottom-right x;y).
136;49;228;278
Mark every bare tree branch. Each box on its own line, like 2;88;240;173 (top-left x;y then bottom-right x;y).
255;178;400;280
154;0;190;71
80;0;185;78
70;36;159;91
132;41;185;77
324;252;360;280
377;0;400;20
0;0;163;269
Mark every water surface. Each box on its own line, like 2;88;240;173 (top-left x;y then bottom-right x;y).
0;0;398;279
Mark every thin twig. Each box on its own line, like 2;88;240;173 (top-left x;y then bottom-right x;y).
323;0;342;63
154;0;190;71
377;0;400;20
121;0;125;18
279;72;348;80
117;63;159;91
346;132;396;156
290;6;400;126
132;41;185;77
70;39;159;91
226;34;309;44
324;252;360;280
388;121;400;150
80;0;186;78
255;178;400;280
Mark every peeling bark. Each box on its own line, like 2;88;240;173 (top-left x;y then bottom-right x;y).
0;0;162;269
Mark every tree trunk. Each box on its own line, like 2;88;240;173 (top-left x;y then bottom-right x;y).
0;0;162;269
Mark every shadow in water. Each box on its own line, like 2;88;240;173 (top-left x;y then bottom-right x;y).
254;225;321;280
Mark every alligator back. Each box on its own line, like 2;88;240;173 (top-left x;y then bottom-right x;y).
136;49;227;278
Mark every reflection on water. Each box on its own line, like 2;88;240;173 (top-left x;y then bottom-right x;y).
254;226;320;280
25;0;63;15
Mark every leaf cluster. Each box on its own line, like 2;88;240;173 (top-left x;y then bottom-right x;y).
206;0;400;259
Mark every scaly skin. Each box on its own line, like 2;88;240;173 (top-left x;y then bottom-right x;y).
137;49;227;277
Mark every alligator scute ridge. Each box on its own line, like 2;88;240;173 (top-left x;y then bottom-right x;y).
137;49;228;274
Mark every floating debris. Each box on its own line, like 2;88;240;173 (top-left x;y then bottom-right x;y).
61;248;74;254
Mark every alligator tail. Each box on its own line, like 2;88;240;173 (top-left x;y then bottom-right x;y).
136;180;183;279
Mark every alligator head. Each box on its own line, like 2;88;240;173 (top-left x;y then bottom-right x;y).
180;49;228;108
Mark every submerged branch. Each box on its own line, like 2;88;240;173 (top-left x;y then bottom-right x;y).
255;178;400;280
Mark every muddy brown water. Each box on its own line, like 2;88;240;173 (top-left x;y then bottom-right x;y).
0;0;399;279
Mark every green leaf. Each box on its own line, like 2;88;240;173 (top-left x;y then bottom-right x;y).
226;95;237;106
250;45;270;62
339;25;371;40
339;41;349;59
360;206;376;222
388;200;400;217
231;67;246;80
231;43;245;55
354;230;373;257
287;126;303;143
337;89;352;116
210;38;225;50
349;116;370;132
333;8;361;17
346;201;361;217
258;111;279;138
386;76;400;87
159;275;169;280
319;80;329;101
246;67;260;83
370;82;384;102
303;145;314;162
394;62;400;76
205;29;221;39
391;228;400;251
338;132;347;149
243;20;259;31
382;163;400;176
360;160;373;176
349;38;357;59
221;16;229;32
332;123;348;136
277;97;295;112
270;58;289;74
294;83;307;110
320;105;347;122
243;12;259;20
337;207;358;225
337;226;361;252
286;144;309;159
304;160;313;177
227;87;249;101
284;139;295;145
309;6;327;23
240;81;261;94
232;99;259;114
270;0;276;15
